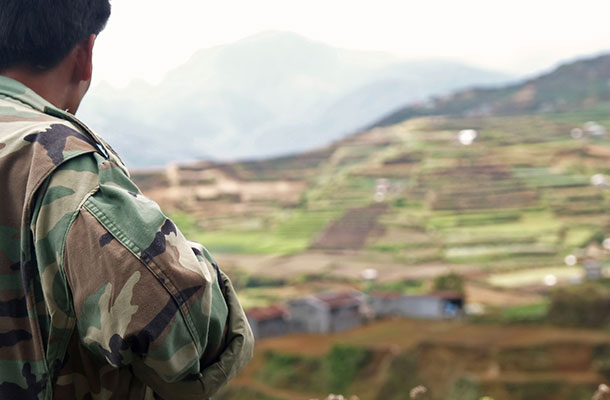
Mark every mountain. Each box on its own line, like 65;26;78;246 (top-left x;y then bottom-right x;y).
129;51;610;400
78;31;512;167
372;53;610;128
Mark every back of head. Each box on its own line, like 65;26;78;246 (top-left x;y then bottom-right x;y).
0;0;111;72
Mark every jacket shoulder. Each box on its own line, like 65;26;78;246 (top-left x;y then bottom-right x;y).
0;97;100;167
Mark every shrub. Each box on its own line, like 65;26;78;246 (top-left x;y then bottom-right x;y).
326;345;372;394
445;377;481;400
258;351;325;392
245;275;286;288
547;282;610;328
259;346;372;395
433;273;465;294
215;386;284;400
375;352;420;400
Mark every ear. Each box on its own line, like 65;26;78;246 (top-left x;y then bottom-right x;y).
73;34;96;82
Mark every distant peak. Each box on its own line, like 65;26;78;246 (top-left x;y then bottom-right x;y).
232;30;324;49
239;30;311;42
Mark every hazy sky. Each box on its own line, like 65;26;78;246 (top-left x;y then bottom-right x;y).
93;0;610;87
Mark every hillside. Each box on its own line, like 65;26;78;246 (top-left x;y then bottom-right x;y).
218;319;610;400
133;108;610;311
78;31;511;167
129;52;610;400
373;53;610;127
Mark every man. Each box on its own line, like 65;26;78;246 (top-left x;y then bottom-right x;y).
0;1;253;399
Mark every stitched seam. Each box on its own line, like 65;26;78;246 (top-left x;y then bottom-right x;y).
25;150;98;398
141;256;204;354
83;200;203;354
48;204;82;394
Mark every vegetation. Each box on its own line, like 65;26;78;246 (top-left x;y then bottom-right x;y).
468;301;549;325
487;267;581;288
500;302;549;323
433;273;465;293
259;351;325;393
368;279;426;295
259;345;372;395
180;210;339;254
326;345;372;394
445;378;481;400
547;282;610;328
374;352;420;400
248;318;609;400
215;386;284;400
133;54;610;400
372;54;610;128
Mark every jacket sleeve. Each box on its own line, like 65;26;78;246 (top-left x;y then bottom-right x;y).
56;155;253;398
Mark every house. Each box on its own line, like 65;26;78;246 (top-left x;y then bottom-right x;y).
246;305;290;340
288;290;368;334
584;259;603;281
583;242;605;281
370;291;464;319
431;291;464;317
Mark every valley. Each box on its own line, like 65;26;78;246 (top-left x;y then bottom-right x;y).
133;111;610;310
220;318;610;400
128;54;610;399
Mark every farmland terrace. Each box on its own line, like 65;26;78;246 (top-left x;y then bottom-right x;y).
129;107;610;400
220;318;610;400
132;111;610;299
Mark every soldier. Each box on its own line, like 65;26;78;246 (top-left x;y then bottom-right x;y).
0;1;253;399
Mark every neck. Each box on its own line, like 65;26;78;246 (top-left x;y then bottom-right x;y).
1;65;78;113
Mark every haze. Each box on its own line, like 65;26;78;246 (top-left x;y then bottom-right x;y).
94;0;610;88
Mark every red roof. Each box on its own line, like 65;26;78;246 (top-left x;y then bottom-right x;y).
372;291;464;301
371;291;403;300
246;305;287;321
428;291;463;301
314;291;362;309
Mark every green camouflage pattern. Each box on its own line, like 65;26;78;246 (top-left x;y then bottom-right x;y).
0;76;254;399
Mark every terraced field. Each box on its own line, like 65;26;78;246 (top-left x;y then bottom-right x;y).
221;318;610;400
126;55;610;399
132;111;610;307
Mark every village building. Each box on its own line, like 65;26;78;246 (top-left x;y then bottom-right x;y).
583;242;605;281
370;291;464;319
288;291;369;334
246;305;290;340
583;258;603;281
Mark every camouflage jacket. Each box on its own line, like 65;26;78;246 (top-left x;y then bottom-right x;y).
0;76;254;400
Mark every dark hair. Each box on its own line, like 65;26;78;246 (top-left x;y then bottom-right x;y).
0;0;111;71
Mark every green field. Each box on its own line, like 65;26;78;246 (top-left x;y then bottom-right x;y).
130;55;610;400
167;112;610;288
487;266;583;288
173;210;339;254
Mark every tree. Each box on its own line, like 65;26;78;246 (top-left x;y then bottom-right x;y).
433;273;465;294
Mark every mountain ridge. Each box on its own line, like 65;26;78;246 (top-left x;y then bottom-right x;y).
371;52;610;128
78;31;512;167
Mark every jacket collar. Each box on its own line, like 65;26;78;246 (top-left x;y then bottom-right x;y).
0;75;60;114
0;75;115;161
